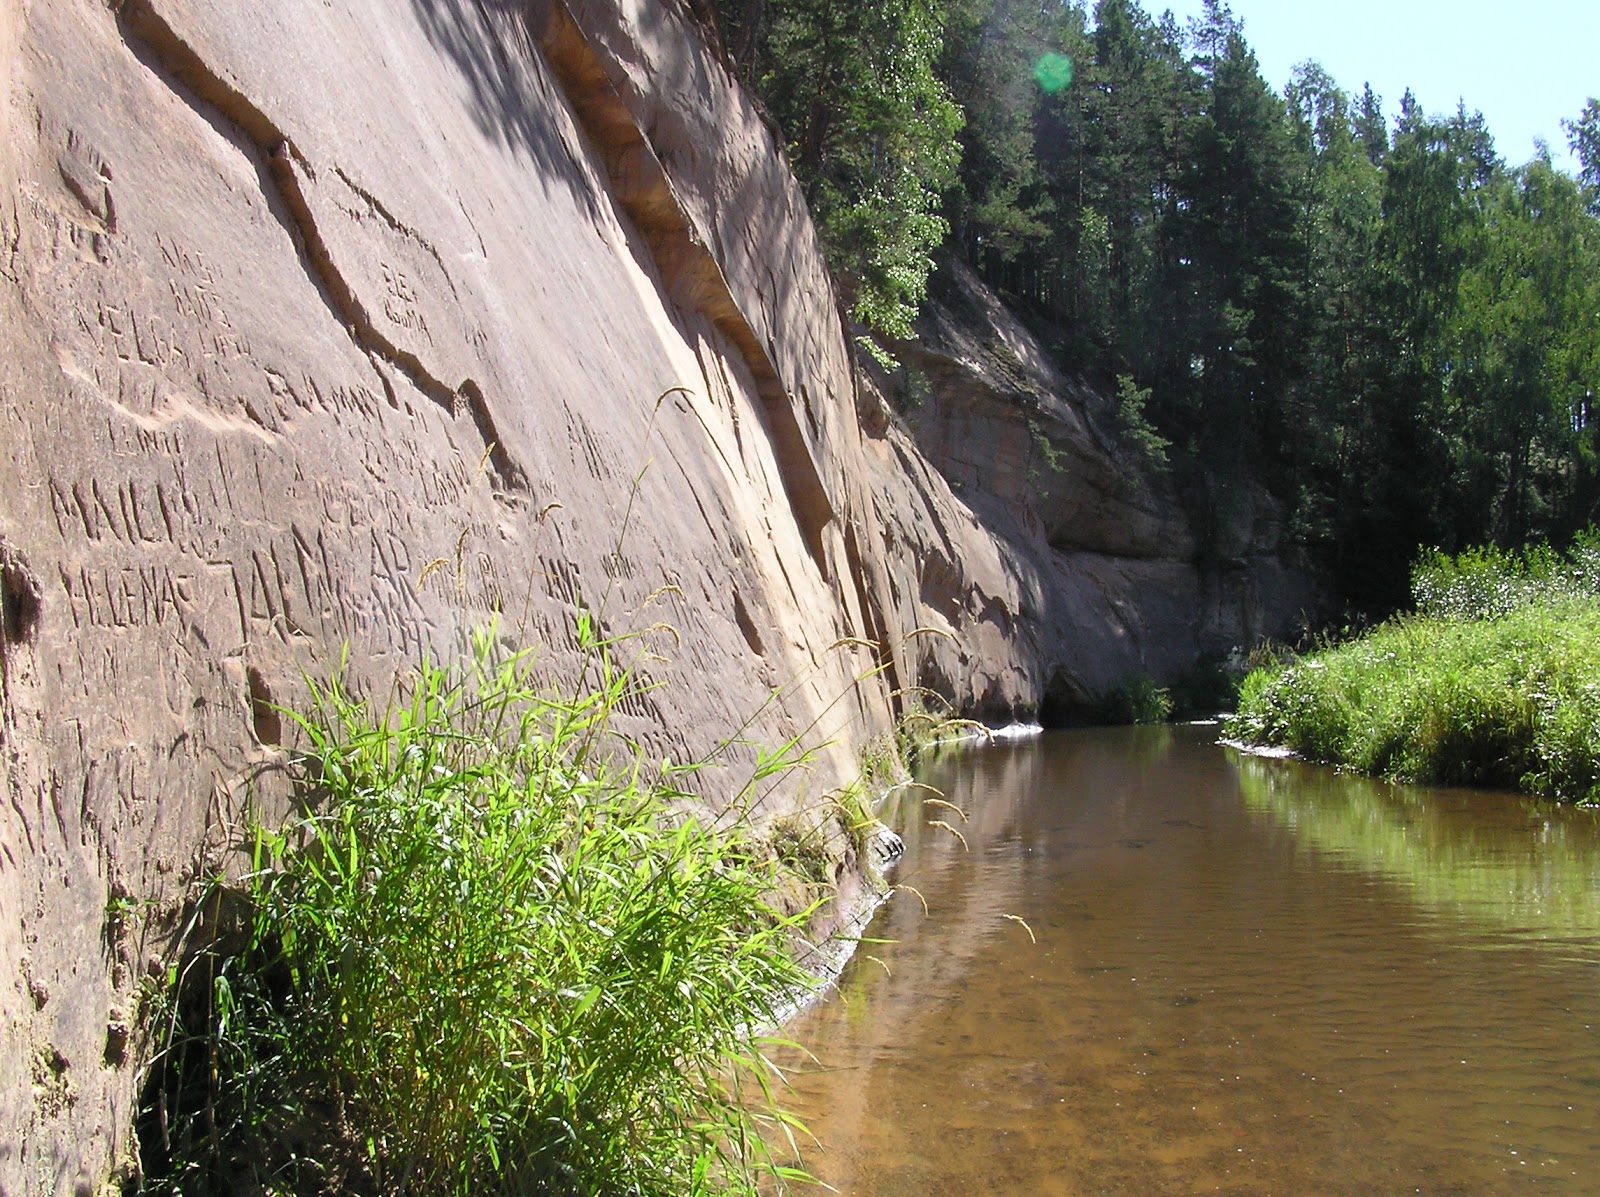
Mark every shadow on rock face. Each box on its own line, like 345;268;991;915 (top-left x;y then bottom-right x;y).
0;540;41;647
410;0;601;220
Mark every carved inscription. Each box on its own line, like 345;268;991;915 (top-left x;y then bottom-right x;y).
16;186;108;269
59;564;188;631
301;375;384;420
156;232;253;365
381;263;430;339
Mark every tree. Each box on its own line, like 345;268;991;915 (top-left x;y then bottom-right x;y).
941;0;1054;273
1564;97;1600;213
1446;101;1499;190
1346;109;1473;597
716;0;963;338
1026;1;1191;373
1452;161;1600;541
1160;4;1304;500
1283;62;1385;545
1353;82;1388;166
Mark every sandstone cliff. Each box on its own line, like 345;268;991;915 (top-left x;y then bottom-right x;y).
0;1;1308;1189
891;258;1316;718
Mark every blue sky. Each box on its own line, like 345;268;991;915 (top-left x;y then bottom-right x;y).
1148;0;1597;175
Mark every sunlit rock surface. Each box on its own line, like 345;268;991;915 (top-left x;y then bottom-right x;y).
0;0;1310;1185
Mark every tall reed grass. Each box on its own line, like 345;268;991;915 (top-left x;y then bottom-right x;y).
138;630;819;1196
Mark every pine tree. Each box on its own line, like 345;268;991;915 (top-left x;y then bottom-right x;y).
1162;4;1304;503
714;0;963;338
1564;97;1600;213
941;0;1054;276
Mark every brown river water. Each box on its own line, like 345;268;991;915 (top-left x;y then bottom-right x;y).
772;725;1600;1196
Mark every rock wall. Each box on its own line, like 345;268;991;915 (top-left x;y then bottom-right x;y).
892;259;1318;714
0;1;1311;1189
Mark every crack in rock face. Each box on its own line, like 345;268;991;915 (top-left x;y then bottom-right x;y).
116;0;528;495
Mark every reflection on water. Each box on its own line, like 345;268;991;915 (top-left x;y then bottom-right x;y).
1237;755;1600;953
774;726;1600;1196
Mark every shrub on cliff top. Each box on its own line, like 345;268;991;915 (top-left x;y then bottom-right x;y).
138;631;818;1197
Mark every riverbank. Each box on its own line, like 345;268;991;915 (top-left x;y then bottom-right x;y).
1226;542;1600;802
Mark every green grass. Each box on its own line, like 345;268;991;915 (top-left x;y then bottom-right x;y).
138;630;820;1196
1228;541;1600;802
1096;674;1174;726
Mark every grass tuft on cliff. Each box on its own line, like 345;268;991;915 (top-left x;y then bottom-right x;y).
138;629;818;1197
1227;538;1600;802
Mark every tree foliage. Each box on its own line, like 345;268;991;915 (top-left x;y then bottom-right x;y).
1563;98;1600;211
718;0;962;337
713;0;1600;613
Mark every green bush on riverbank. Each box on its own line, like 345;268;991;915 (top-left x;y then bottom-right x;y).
139;631;818;1197
1227;540;1600;802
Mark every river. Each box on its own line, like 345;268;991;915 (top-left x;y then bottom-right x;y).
773;724;1600;1195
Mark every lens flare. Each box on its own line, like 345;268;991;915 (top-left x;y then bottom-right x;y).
1034;52;1075;94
